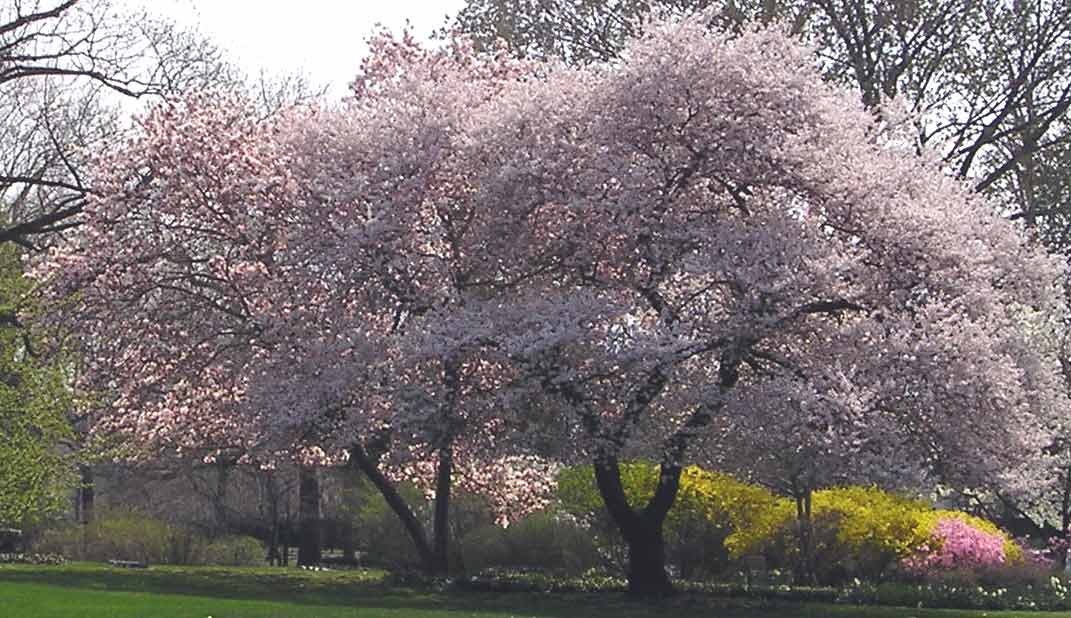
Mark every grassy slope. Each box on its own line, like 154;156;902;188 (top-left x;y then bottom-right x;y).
0;563;1066;618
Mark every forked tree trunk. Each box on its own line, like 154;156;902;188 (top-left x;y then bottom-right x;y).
210;460;232;536
594;458;680;598
347;363;461;576
298;466;322;567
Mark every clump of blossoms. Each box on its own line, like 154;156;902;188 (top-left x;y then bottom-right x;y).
903;517;1008;574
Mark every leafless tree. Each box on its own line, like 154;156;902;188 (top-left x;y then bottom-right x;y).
0;0;238;249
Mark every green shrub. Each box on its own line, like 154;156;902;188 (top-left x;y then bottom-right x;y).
458;525;511;573
458;511;601;575
164;525;206;565
32;524;83;560
504;511;601;573
349;481;427;571
974;560;1055;588
202;535;265;566
93;512;171;563
34;511;216;565
35;512;172;564
446;491;500;570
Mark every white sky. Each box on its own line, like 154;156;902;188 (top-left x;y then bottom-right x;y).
124;0;469;96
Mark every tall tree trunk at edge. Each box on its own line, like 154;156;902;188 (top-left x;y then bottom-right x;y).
265;471;281;566
1060;467;1071;569
78;464;94;560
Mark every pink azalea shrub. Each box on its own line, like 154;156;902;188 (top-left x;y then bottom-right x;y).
902;517;1007;575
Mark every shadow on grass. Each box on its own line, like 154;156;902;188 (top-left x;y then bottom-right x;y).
0;564;389;604
0;563;767;618
0;564;1015;618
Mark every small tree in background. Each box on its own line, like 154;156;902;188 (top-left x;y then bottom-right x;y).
0;243;74;529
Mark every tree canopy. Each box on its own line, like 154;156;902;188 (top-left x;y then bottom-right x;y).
450;0;1071;245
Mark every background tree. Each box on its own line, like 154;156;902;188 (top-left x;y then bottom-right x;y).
0;242;74;529
32;65;554;575
0;0;245;250
0;3;327;536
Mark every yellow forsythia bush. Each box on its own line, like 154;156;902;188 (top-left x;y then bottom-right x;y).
737;486;1024;582
555;464;1021;582
676;467;784;559
807;487;934;565
811;488;1022;567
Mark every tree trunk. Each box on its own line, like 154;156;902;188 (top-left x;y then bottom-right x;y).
623;523;674;597
298;466;322;567
267;528;279;566
1061;467;1071;570
793;486;816;585
594;458;679;598
349;442;437;572
265;470;282;567
77;464;94;561
210;460;232;536
430;446;452;575
78;465;94;524
341;520;357;563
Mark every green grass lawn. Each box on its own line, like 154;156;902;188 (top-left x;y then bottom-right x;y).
0;563;1067;618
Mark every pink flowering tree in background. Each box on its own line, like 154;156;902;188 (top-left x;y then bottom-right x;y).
270;32;568;572
33;90;300;459
33;32;562;576
30;89;351;565
700;377;924;583
700;302;1068;582
33;14;1070;598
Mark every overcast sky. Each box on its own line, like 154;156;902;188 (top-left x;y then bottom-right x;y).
124;0;469;97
